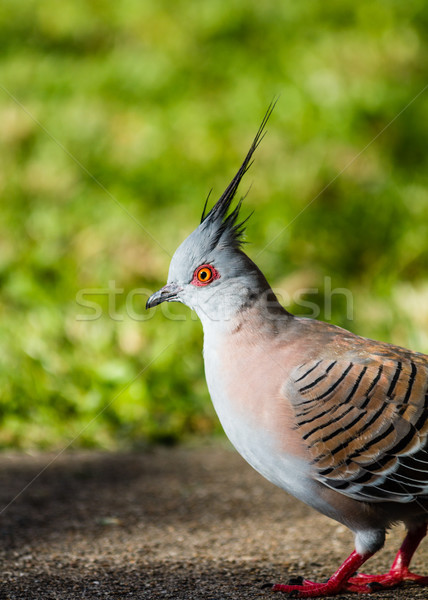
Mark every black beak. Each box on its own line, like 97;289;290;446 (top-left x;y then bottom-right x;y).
146;283;183;309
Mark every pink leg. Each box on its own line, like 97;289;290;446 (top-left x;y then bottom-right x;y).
348;523;428;589
273;550;374;597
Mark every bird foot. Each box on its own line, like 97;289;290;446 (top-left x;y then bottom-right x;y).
272;571;428;596
348;567;428;588
272;551;373;596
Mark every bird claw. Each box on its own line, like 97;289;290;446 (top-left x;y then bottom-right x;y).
261;582;275;589
366;581;385;591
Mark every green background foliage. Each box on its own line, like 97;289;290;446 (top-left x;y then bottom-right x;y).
0;0;427;448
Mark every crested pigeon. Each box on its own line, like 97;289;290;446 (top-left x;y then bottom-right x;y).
146;106;428;597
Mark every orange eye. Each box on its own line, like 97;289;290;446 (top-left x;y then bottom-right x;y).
197;267;212;283
192;264;219;286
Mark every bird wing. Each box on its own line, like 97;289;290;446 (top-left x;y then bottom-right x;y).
289;352;428;503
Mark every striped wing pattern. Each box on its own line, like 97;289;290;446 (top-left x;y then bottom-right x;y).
291;357;428;502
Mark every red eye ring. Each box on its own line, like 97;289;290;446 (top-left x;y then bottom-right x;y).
191;264;220;286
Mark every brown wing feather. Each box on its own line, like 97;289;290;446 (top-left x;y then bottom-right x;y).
291;353;428;503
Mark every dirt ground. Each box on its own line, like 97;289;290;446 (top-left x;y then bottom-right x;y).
0;443;427;600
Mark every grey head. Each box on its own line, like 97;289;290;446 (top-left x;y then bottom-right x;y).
146;104;277;327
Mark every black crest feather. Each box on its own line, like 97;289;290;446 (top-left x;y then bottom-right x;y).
200;100;276;248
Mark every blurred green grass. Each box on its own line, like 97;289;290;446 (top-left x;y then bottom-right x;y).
0;0;427;448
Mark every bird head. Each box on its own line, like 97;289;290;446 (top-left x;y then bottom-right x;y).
146;105;275;325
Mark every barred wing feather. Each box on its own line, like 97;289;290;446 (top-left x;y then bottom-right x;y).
291;355;428;503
